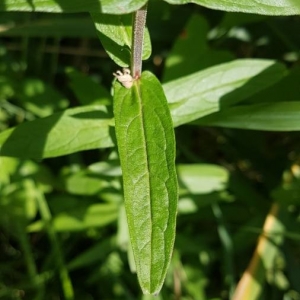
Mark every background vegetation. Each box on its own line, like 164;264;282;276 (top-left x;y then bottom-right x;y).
0;1;300;299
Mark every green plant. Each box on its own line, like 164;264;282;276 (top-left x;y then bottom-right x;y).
1;1;300;299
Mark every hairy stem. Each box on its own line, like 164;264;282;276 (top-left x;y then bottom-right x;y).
131;4;148;79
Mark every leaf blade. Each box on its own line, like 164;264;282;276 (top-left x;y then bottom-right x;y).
196;102;300;131
114;71;178;294
163;0;300;16
1;0;147;14
0;105;114;159
164;59;286;127
91;12;151;67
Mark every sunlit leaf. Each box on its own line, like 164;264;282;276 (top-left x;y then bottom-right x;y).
177;164;229;194
196;102;300;131
164;59;286;127
28;203;118;232
163;0;300;16
114;71;178;294
0;105;114;159
1;0;148;14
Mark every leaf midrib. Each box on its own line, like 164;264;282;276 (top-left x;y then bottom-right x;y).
134;80;153;290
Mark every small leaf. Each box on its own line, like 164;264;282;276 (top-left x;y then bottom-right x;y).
0;156;19;185
28;203;118;232
196;102;300;131
163;0;300;16
177;164;229;194
1;178;38;228
88;161;122;177
164;59;286;127
114;71;178;294
61;169;119;196
1;0;148;14
92;12;151;67
0;105;114;159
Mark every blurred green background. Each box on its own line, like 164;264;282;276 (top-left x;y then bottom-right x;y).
1;2;300;299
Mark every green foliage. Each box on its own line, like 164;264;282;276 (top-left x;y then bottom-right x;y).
162;14;234;82
1;0;148;14
165;59;286;127
92;12;151;67
197;102;300;130
0;1;300;300
3;0;300;15
0;105;114;159
114;71;178;294
0;60;285;158
164;0;300;15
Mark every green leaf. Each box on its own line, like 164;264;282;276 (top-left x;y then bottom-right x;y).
196;102;300;131
0;16;96;38
163;0;300;16
0;105;114;159
164;59;286;127
28;203;118;232
244;66;300;105
113;71;178;294
163;14;233;82
0;178;38;229
177;164;229;194
177;164;229;215
1;0;148;14
92;12;151;67
66;68;112;106
0;60;287;160
0;156;19;185
61;169;120;196
88;161;122;177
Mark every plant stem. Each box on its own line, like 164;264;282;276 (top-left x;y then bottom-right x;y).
35;188;74;300
211;203;236;298
131;4;148;79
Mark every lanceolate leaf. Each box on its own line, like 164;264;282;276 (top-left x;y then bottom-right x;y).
164;59;286;127
114;71;178;294
196;102;300;131
163;0;300;16
92;13;151;67
0;105;114;159
0;0;147;14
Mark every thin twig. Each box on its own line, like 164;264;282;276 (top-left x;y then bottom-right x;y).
131;4;148;79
